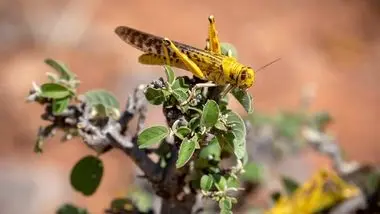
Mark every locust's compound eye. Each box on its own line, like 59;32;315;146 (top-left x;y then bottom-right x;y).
238;67;255;89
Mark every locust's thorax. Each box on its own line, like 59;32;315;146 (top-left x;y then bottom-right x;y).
237;66;255;89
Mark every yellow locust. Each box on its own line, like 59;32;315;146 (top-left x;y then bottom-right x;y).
266;169;360;214
115;15;255;96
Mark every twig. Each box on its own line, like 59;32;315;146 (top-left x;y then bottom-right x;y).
119;84;147;134
37;84;162;184
302;127;360;175
109;134;163;183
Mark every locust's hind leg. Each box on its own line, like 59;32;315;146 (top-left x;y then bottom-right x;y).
163;38;205;80
163;38;214;105
207;15;221;54
162;40;171;66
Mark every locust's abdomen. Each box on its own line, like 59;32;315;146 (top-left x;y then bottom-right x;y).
138;53;187;70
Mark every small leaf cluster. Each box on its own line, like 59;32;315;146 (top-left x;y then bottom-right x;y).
137;45;254;212
247;109;334;160
28;58;120;119
139;67;250;163
29;58;79;115
28;59;121;153
249;108;333;141
27;59;122;198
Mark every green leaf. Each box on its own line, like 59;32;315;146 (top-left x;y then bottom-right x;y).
247;112;273;126
194;157;210;170
217;132;235;155
199;137;221;160
227;176;240;188
200;174;214;191
219;198;232;211
128;188;153;212
83;90;120;119
218;94;229;112
70;155;103;196
226;111;247;159
92;104;108;118
172;88;189;103
201;100;220;128
191;134;200;149
242;162;263;182
45;58;76;81
189;116;201;131
164;65;175;84
52;97;70;115
172;77;189;90
221;43;238;58
365;171;380;195
275;112;304;139
312;111;333;130
56;203;89;214
281;176;300;195
156;142;171;157
271;191;282;203
174;126;191;139
110;198;132;210
231;88;253;114
145;87;166;105
138;126;169;149
214;175;227;191
214;120;228;131
84;89;119;110
176;137;196;168
229;196;237;204
40;83;72;99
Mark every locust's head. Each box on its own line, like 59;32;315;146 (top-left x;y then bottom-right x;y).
237;67;255;90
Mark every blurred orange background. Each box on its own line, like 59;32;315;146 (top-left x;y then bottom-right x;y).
1;0;379;213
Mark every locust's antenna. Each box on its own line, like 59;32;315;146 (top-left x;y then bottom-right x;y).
256;57;281;72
